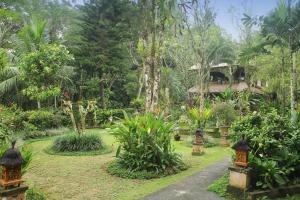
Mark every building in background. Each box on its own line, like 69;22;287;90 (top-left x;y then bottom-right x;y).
188;63;264;96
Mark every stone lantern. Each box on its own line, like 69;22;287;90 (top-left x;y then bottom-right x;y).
228;138;252;195
0;141;28;200
232;138;250;167
192;128;204;156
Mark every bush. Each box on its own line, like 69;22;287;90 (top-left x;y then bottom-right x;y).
0;122;10;143
27;110;56;130
26;188;46;200
23;127;70;140
231;110;300;189
112;113;186;174
96;108;135;124
0;106;70;133
52;133;103;152
130;98;144;110
212;102;236;126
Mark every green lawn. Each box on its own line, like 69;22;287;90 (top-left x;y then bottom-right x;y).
24;129;231;200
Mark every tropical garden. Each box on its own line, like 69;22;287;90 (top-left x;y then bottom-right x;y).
0;0;300;199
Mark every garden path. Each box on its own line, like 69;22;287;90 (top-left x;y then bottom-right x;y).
140;157;230;200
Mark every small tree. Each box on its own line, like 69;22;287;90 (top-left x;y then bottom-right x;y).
20;44;73;108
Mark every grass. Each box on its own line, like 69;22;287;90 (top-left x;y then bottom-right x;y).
207;173;229;197
207;173;300;200
24;130;231;200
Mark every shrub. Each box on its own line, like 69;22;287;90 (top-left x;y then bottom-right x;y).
130;98;144;110
231;110;300;189
52;133;103;152
96;108;135;124
23;127;70;140
26;188;46;200
212;102;236;126
0;122;10;143
112;113;186;174
27;110;57;130
0;106;70;133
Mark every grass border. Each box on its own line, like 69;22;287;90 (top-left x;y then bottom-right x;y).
44;145;112;156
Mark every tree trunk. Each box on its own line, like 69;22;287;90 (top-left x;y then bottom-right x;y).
37;101;41;109
145;61;152;111
281;49;286;114
165;87;170;114
70;112;77;133
137;63;145;99
152;60;160;112
99;70;106;109
54;96;57;109
291;51;297;124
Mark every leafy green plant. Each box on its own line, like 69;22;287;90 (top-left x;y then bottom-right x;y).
113;112;186;174
52;133;103;152
96;108;135;124
21;145;33;175
27;110;56;130
188;107;212;129
231;110;300;189
20;44;74;102
130;98;144;110
0;106;70;134
0;122;10;143
212;102;236;126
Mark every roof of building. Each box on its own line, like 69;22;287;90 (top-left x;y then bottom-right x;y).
189;63;237;70
0;141;26;167
232;139;251;151
211;63;230;68
188;82;263;94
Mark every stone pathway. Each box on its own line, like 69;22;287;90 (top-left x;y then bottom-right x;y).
140;157;231;200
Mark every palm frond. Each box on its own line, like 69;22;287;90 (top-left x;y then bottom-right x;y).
0;76;18;96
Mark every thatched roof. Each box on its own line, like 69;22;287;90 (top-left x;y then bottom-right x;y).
0;141;26;167
232;139;251;151
188;82;263;94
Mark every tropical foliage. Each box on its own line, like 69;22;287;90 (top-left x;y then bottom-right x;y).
52;133;104;152
231;110;300;189
113;113;186;173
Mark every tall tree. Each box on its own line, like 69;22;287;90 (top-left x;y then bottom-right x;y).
137;0;176;112
75;0;136;109
20;44;73;108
